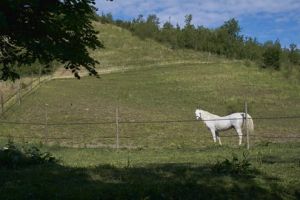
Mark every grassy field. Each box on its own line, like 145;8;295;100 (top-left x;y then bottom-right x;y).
0;22;299;199
0;142;299;199
1;61;300;148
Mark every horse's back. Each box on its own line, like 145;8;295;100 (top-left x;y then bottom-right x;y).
227;112;252;119
226;112;243;118
225;113;245;128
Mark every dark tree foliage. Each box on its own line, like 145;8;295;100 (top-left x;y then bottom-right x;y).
130;14;160;40
243;37;263;60
0;0;103;81
220;18;241;39
182;14;197;49
158;21;178;48
215;18;243;58
288;44;300;65
99;12;113;24
262;41;281;70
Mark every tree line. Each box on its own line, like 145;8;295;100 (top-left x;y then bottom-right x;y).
99;13;300;71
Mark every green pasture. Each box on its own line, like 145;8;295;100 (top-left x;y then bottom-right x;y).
0;142;299;199
0;22;299;199
1;61;300;148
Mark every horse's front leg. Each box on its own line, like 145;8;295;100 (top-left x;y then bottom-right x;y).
210;129;217;143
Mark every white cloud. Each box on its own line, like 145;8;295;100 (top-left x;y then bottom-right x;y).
95;0;300;27
95;0;300;46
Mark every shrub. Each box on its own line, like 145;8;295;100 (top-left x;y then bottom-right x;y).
262;42;281;70
211;152;253;176
0;141;58;169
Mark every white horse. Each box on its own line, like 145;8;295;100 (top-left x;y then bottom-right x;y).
195;109;254;145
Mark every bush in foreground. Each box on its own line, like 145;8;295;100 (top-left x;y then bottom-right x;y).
0;141;58;169
211;152;254;176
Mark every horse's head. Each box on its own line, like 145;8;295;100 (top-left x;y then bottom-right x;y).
195;109;202;120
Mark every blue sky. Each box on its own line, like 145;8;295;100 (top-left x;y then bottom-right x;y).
95;0;300;48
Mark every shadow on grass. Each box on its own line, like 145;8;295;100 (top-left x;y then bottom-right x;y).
0;162;297;200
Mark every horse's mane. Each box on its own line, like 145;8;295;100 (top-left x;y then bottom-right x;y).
200;109;220;119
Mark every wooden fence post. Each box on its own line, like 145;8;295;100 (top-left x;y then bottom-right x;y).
17;79;21;105
31;72;33;90
39;66;42;84
245;101;250;150
45;103;49;143
116;106;119;150
1;93;4;115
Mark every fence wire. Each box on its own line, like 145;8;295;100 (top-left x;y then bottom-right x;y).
0;115;299;146
1;115;300;125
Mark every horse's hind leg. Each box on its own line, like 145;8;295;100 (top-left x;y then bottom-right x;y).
235;128;243;145
216;131;222;145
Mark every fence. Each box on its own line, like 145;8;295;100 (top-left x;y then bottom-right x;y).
0;77;299;149
0;75;52;115
0;113;299;149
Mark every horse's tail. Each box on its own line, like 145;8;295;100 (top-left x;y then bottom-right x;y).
244;114;254;134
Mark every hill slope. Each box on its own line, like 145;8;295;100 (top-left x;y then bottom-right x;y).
1;22;300;148
54;22;225;77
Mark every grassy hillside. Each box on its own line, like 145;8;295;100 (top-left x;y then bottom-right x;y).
92;22;224;69
1;22;300;148
53;22;224;77
0;22;299;199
